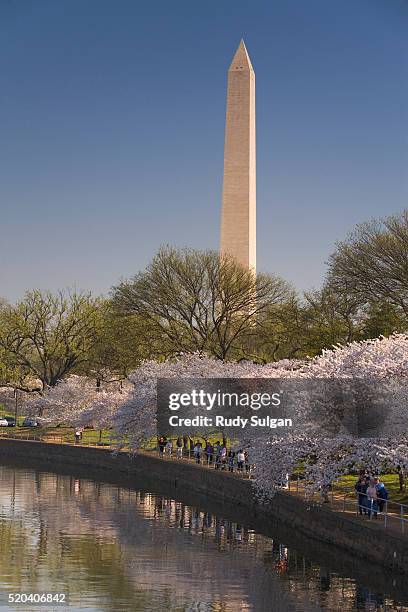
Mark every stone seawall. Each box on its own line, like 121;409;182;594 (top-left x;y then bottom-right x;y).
1;438;408;582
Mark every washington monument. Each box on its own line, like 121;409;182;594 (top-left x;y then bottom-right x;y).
220;40;256;271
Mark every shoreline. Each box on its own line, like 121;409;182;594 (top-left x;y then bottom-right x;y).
1;438;408;600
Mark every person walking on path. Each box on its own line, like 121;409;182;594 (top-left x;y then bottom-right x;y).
165;438;173;457
237;449;245;472
227;450;235;472
204;441;213;465
355;476;368;515
194;441;202;464
376;478;388;513
220;445;227;470
215;444;222;470
176;436;183;458
366;479;378;519
158;436;166;458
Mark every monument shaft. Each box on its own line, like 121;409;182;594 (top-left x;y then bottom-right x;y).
220;40;256;271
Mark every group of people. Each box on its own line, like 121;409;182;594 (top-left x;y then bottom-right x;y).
355;470;389;518
157;436;251;473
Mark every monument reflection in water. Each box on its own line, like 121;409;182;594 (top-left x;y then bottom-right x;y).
0;464;405;611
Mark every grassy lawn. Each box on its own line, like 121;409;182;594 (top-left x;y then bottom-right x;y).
0;405;121;445
0;424;116;445
0;419;238;453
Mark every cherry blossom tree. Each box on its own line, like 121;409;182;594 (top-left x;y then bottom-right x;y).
111;353;254;450
112;335;408;497
28;375;130;430
27;334;408;500
251;334;408;497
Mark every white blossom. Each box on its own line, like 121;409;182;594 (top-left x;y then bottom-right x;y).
26;335;408;499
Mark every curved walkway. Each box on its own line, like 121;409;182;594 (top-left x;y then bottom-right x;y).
1;430;407;536
149;445;408;536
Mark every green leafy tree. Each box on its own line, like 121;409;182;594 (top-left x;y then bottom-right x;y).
251;295;306;362
87;310;166;380
360;300;407;339
328;210;408;317
0;290;103;391
301;284;362;353
111;246;291;360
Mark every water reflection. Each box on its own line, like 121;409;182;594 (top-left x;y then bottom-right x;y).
0;464;406;611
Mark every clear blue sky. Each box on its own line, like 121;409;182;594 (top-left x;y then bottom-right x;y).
1;0;407;301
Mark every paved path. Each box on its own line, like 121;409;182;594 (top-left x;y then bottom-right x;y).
1;432;407;536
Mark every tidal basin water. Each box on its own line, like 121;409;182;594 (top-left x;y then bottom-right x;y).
0;464;407;612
